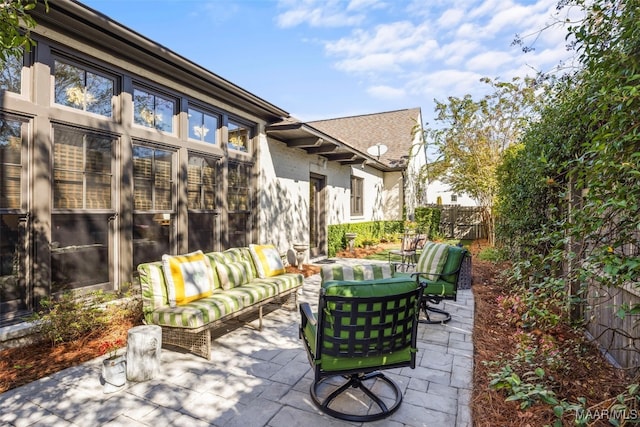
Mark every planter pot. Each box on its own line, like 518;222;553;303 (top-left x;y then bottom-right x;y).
102;354;126;394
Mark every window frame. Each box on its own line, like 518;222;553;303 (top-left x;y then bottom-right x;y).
188;107;220;145
132;86;176;133
52;125;115;212
227;118;252;154
350;175;364;216
52;56;116;118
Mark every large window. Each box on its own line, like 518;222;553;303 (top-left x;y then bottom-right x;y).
188;108;218;144
228;120;250;153
133;88;174;132
0;52;22;93
133;145;174;265
51;126;115;292
351;176;363;216
54;59;114;117
53;127;113;209
188;154;219;252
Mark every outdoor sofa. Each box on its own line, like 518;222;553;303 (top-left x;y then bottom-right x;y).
137;244;303;359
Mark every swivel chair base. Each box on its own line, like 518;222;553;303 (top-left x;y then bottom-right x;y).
419;299;452;324
310;371;403;422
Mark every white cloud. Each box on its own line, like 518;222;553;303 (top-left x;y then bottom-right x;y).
466;51;514;72
367;85;405;99
276;0;371;28
273;0;578;120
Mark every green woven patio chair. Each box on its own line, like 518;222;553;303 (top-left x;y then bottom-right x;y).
299;277;424;422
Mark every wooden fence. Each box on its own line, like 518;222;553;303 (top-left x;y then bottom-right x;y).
585;284;640;371
425;204;487;240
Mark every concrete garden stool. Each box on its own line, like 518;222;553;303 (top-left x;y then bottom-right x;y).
126;324;162;382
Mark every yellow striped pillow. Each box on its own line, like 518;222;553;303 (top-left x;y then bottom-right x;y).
249;244;285;278
162;250;214;307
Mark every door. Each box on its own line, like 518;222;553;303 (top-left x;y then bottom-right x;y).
309;174;326;258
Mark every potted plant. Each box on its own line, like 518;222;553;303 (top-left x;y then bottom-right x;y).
99;338;126;393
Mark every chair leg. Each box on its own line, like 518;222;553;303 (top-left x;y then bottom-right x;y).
419;299;452;324
310;372;403;422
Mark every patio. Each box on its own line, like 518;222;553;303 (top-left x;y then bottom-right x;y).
0;260;473;427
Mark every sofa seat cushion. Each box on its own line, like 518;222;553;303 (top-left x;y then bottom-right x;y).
393;271;455;297
145;272;303;328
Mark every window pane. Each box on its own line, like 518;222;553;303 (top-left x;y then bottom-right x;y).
0;119;22;209
133;89;155;128
54;61;113;117
55;60;84;108
51;213;110;292
53;127;114;210
133;179;152;210
86;136;112;174
133;88;174;132
133;145;173;211
0;52;22;93
133;146;153;179
85;71;113;116
154;95;174;132
133;213;170;266
188;155;217;210
0;213;27;313
188;108;217;144
188;213;216;253
188;109;204;141
53;170;83;209
228;121;249;152
86;174;111;209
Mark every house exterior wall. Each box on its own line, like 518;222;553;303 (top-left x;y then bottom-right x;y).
258;136;311;252
426;180;478;207
383;171;404;220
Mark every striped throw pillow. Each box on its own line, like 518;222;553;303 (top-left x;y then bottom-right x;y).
162;251;214;307
320;264;393;283
416;242;450;281
216;260;252;290
249;244;285;278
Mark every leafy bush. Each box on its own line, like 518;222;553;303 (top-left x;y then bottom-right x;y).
31;290;142;346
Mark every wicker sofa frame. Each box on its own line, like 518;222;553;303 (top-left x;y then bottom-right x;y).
160;289;298;360
137;247;303;360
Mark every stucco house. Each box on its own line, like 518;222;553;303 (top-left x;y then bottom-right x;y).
0;0;425;326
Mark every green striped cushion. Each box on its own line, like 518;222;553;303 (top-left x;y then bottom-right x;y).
416;242;449;281
138;261;169;316
320;264;393;283
146;272;303;328
216;260;252;290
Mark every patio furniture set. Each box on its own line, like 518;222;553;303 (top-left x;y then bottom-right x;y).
136;239;469;421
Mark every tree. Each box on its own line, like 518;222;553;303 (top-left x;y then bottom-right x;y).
0;0;48;62
422;76;543;244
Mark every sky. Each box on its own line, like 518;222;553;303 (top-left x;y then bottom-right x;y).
79;0;582;124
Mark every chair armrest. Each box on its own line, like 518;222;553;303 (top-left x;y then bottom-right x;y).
299;302;317;328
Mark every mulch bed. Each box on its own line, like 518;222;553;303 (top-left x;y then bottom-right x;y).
470;241;631;426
